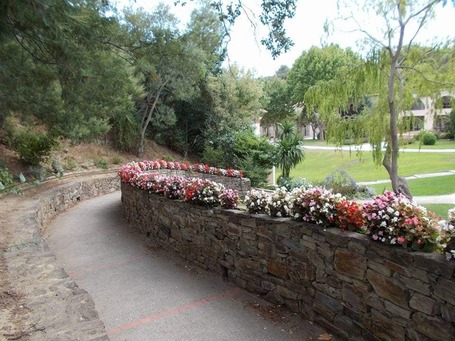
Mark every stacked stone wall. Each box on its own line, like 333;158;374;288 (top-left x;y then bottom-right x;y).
121;183;455;341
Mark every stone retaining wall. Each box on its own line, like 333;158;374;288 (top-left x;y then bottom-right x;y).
121;183;455;341
150;169;251;197
4;174;119;340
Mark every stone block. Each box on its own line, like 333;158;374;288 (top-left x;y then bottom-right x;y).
313;282;341;299
299;235;317;250
396;274;430;295
276;284;300;300
440;303;455;323
334;249;367;280
342;282;368;312
367;269;409;309
384;301;411;320
267;259;288;279
413;312;455;341
434;277;455;306
384;260;411;276
313;292;344;320
368;260;392;277
409;293;439;315
371;309;406;341
413;253;455;279
317;245;334;261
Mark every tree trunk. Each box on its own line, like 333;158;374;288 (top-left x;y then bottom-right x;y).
136;80;167;157
383;57;411;199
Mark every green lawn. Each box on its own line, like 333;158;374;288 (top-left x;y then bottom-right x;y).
290;149;455;183
401;139;455;150
368;174;455;196
421;204;454;219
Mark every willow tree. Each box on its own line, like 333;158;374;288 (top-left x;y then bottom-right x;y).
305;0;455;197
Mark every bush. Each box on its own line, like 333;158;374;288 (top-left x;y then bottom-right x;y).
0;167;14;191
94;159;109;170
277;176;309;191
421;132;437;145
12;129;58;166
63;157;77;171
323;169;371;199
111;156;124;165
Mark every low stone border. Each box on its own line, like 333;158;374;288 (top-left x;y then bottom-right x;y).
2;174;119;340
121;183;455;341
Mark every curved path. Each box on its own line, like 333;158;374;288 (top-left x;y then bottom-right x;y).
45;192;329;341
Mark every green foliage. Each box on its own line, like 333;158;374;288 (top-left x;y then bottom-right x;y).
111;156;124;165
235;154;271;188
94;159;109;170
422;132;437;145
277;176;308;191
449;109;455;138
323;169;373;199
63;157;77;171
276;128;304;178
202;130;277;186
0;167;14;191
10;129;58;166
202;145;226;168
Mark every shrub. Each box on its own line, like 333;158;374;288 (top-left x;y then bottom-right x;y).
94;159;109;170
63;157;77;171
323;169;368;199
277;176;309;191
0;167;14;191
421;132;437;145
111;156;124;165
11;129;58;166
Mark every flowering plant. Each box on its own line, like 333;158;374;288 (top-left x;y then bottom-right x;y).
244;189;270;214
148;176;186;199
118;160;244;185
219;189;239;209
436;208;455;260
361;191;439;252
184;178;225;207
267;187;292;217
290;187;345;226
334;200;365;232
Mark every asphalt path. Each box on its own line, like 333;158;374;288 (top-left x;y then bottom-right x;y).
45;192;330;341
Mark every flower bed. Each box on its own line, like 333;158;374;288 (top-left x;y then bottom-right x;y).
118;161;240;209
244;186;454;257
119;161;454;258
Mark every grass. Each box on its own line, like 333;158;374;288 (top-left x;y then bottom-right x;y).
401;139;455;150
421;204;454;219
290;149;455;183
368;174;455;196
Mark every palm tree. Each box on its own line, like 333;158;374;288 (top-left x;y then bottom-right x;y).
276;123;304;178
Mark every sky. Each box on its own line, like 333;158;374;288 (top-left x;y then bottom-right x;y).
115;0;455;77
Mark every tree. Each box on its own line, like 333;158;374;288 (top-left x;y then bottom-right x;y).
119;4;213;156
287;45;359;140
0;0;139;144
261;76;295;137
175;0;297;58
305;0;455;197
276;122;304;178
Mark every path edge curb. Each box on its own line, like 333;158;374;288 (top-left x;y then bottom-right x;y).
2;173;120;340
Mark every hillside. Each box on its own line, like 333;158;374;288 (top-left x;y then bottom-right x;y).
0;136;186;181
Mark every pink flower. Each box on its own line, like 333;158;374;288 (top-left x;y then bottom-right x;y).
397;236;406;244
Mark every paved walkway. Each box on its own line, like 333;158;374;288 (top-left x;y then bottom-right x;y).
45;192;330;341
304;144;455;153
